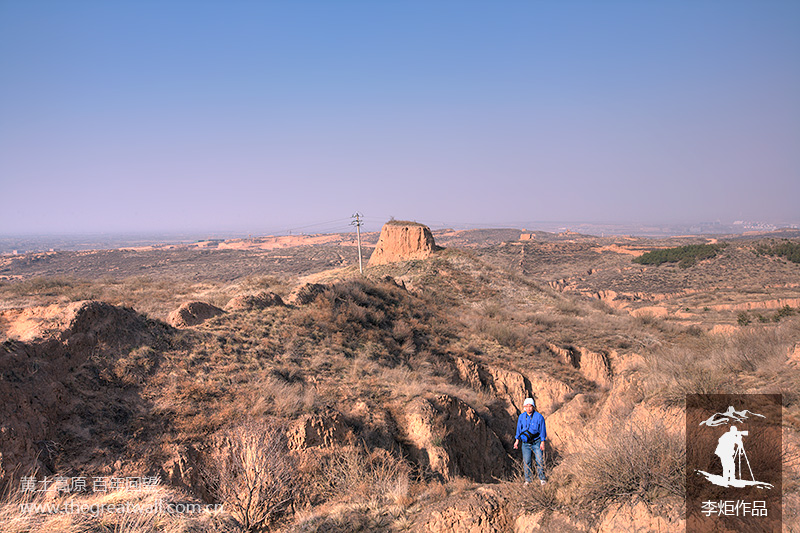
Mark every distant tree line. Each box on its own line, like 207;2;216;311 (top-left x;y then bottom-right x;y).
755;239;800;264
633;243;727;268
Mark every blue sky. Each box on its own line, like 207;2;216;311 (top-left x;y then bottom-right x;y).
1;1;798;235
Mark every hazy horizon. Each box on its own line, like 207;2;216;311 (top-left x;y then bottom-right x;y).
2;1;798;235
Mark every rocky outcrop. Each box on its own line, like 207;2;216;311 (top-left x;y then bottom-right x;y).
593;289;624;309
1;300;158;345
454;358;531;417
789;343;800;366
225;291;284;311
437;395;512;482
0;302;168;490
572;348;613;388
524;372;575;416
163;444;206;498
709;324;738;335
288;412;349;449
424;487;511;533
167;301;224;327
595;368;644;423
52;301;160;351
546;343;571;362
597;500;684;531
484;366;529;416
403;397;451;477
401;395;512;483
546;343;613;388
545;394;594;453
453;356;575;422
454;357;483;391
368;221;439;266
515;511;584;532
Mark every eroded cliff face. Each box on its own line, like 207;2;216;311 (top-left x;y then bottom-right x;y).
400;394;514;483
0;301;170;488
368;221;439;266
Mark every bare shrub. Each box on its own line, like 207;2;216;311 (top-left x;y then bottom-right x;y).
485;322;525;348
205;421;300;532
572;416;685;506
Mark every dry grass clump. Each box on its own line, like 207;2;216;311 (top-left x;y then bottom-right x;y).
504;473;563;514
288;444;413;533
0;484;232;533
235;275;290;297
554;298;586;316
463;314;530;350
643;346;733;406
287;280;428;357
571;416;685;507
290;504;397;533
385;219;427;227
313;445;412;508
250;375;318;418
720;322;797;374
204;421;300;533
643;320;800;406
112;345;161;387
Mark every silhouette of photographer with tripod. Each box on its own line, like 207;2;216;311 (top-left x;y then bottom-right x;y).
715;425;752;482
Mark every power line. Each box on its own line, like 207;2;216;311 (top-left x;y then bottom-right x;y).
260;217;353;236
351;212;364;274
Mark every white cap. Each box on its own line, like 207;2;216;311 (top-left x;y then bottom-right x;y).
523;398;535;407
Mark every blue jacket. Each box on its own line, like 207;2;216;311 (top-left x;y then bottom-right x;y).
515;411;546;444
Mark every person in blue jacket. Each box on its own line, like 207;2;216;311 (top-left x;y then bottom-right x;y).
513;397;547;485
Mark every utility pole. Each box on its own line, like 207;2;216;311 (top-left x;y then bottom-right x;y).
351;212;364;274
